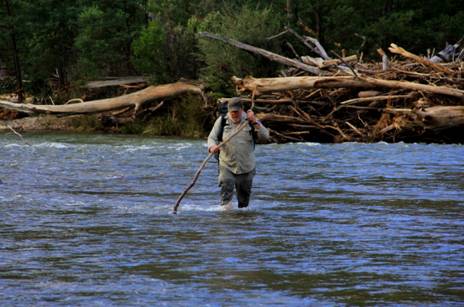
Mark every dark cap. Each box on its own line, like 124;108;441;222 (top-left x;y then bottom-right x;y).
228;97;242;111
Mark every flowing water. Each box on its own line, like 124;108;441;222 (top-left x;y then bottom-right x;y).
0;133;463;306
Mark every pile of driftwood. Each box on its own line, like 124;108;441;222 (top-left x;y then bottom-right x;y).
1;30;463;143
201;32;464;143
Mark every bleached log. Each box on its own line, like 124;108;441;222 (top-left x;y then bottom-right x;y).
416;106;464;129
232;75;372;95
320;55;357;68
198;32;324;75
0;81;204;115
256;113;309;124
232;76;464;99
285;27;330;60
340;93;415;105
301;55;357;68
377;48;389;71
362;76;463;98
388;43;452;74
84;76;147;89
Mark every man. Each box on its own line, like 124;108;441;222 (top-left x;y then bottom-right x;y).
208;98;270;209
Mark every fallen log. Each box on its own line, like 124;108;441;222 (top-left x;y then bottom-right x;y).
0;81;204;115
284;27;330;60
256;113;311;124
416;106;464;130
84;76;147;89
339;93;415;106
232;75;373;95
232;76;464;99
388;43;452;74
198;31;324;75
377;48;390;71
361;76;464;98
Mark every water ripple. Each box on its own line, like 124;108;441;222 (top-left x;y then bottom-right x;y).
0;134;463;305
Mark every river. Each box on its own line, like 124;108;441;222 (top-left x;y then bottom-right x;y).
0;133;463;305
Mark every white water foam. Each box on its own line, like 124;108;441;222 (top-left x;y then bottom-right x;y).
121;145;157;152
34;142;70;149
4;143;23;148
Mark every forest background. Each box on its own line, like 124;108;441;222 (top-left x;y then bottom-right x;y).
1;0;463;137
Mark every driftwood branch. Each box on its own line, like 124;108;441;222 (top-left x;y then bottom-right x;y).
84;76;147;89
0;81;204;115
340;93;415;105
285;27;330;60
6;124;31;145
198;31;323;75
388;43;452;74
377;48;389;71
416;106;464;129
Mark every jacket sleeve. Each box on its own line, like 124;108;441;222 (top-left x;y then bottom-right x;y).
255;121;271;143
207;117;223;148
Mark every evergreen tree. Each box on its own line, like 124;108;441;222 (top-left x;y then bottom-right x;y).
20;0;80;91
74;0;146;79
0;0;24;99
195;5;284;95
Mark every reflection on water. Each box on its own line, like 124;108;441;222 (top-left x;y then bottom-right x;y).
0;133;463;305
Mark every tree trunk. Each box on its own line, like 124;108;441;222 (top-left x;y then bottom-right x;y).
232;76;464;98
84;77;147;89
388;43;451;74
0;81;204;115
198;32;324;75
286;0;296;26
4;0;23;102
416;106;464;130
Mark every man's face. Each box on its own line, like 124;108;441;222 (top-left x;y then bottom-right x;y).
228;109;242;123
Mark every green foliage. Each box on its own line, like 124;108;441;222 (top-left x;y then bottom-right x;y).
145;95;207;137
75;5;126;78
121;95;207;137
74;0;146;80
423;11;464;49
1;0;80;95
293;0;464;56
324;4;363;52
195;5;284;95
69;114;103;132
365;10;417;52
74;5;108;78
0;78;16;94
132;21;166;76
131;20;197;83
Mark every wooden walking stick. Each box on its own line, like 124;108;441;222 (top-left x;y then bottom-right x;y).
172;120;249;214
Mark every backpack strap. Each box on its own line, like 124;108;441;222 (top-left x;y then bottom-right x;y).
218;114;227;143
218;115;256;148
249;121;257;149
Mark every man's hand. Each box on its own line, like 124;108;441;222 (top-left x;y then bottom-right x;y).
208;144;220;153
247;110;257;124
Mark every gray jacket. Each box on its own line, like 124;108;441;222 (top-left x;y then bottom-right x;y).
208;113;270;174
